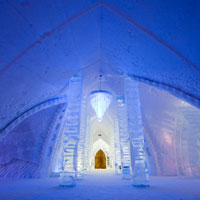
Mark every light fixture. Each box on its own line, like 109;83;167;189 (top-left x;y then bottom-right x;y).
89;75;112;122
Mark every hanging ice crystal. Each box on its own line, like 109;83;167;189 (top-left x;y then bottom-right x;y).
89;90;112;122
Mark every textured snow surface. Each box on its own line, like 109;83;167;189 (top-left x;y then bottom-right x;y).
0;172;200;200
0;105;61;178
0;0;200;131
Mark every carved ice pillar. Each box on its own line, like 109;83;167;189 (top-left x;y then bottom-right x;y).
77;96;87;179
116;97;131;179
125;77;149;187
109;124;115;170
59;73;82;187
84;113;91;171
113;116;122;174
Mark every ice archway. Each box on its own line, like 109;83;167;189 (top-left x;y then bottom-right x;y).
91;139;110;170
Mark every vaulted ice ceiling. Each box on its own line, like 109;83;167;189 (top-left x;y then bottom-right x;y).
0;0;200;131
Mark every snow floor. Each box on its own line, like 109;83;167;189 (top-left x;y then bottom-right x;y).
0;171;200;200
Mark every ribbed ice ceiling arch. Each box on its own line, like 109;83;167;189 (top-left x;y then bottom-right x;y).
0;0;200;131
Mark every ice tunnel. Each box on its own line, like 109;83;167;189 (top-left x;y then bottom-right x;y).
0;0;200;199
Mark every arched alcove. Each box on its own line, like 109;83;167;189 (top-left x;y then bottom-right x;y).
90;139;110;170
95;150;106;169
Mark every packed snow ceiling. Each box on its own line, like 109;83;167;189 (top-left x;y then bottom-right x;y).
0;0;200;131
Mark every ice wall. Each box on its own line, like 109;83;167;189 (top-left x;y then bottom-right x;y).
0;105;61;178
139;82;200;176
175;105;200;176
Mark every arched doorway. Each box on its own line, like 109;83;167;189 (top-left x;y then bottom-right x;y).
95;150;106;169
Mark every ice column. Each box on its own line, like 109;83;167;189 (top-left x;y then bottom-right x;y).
125;77;149;187
113;116;122;174
59;73;82;187
116;97;131;179
77;96;87;178
109;125;115;170
84;112;91;171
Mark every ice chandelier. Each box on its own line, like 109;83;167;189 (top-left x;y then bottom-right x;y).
89;75;112;122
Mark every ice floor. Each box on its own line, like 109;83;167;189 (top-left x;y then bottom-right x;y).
0;172;200;200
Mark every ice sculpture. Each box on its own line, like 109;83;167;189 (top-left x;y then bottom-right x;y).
125;77;150;187
59;73;82;187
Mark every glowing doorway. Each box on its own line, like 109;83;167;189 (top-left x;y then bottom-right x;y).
95;150;106;169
